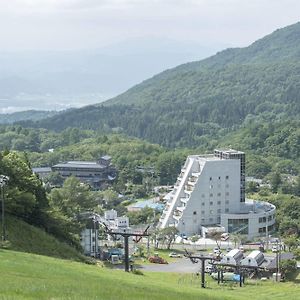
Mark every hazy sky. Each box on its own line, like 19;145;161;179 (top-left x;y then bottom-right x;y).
0;0;300;51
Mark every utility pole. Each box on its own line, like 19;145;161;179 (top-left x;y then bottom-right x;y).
184;249;214;288
0;175;9;242
103;224;150;272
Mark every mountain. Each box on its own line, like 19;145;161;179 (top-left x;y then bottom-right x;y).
0;110;59;124
23;22;300;148
0;38;221;112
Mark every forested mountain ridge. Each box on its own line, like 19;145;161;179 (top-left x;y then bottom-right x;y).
22;22;300;148
0;110;58;124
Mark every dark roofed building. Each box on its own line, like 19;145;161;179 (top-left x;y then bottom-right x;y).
52;155;116;189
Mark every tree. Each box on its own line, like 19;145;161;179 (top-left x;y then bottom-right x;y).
50;177;96;222
44;172;64;187
209;230;222;249
280;259;297;277
283;235;299;251
159;227;179;250
270;171;282;193
230;234;242;248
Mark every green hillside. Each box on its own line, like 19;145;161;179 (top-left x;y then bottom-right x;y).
0;110;58;124
0;215;88;262
0;249;299;300
21;21;300;149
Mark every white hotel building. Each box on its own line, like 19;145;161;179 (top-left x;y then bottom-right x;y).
159;149;276;239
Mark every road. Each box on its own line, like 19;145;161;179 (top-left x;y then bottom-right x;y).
138;257;200;273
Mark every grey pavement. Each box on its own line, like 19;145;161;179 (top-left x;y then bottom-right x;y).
138;258;201;273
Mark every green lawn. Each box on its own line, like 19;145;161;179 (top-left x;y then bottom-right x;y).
0;249;299;300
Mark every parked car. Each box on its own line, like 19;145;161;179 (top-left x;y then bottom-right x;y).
148;256;168;264
213;247;221;254
272;245;278;253
169;252;182;258
221;233;229;241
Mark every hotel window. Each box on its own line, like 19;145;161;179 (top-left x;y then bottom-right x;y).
210;210;213;214
217;209;221;213
201;194;205;198
202;202;205;206
225;200;229;204
226;175;229;180
209;177;212;181
226;184;229;188
193;211;197;215
210;185;213;189
218;176;221;180
225;208;229;213
201;218;205;222
217;201;221;205
209;218;213;222
217;192;221;197
210;201;213;205
209;193;213;197
201;210;205;214
226;192;229;196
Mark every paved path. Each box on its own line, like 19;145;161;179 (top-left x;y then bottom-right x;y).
138;258;200;273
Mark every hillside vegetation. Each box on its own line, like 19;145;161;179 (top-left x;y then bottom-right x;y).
0;110;58;124
0;250;299;300
21;22;300;149
0;215;87;262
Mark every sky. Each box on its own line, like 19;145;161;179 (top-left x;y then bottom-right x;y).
0;0;300;51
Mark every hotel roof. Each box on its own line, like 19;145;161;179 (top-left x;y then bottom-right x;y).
53;161;106;169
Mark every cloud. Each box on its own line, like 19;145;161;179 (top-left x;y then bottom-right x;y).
0;0;299;50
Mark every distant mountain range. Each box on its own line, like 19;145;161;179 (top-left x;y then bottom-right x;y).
19;22;300;149
0;38;222;112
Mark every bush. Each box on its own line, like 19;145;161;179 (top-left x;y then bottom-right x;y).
131;269;144;275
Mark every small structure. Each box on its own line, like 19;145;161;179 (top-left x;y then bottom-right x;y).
240;250;265;267
105;209;130;230
80;214;100;257
220;249;244;266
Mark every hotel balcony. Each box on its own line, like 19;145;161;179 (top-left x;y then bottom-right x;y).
180;197;189;204
173;209;183;220
173;213;182;221
187;180;196;186
176;206;186;212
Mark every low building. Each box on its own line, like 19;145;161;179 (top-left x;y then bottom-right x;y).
240;250;265;267
220;249;244;266
52;155;116;189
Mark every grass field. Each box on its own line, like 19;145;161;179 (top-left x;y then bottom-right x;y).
0;249;299;300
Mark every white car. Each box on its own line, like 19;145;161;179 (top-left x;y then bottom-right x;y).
272;245;278;253
205;265;212;273
169;252;182;258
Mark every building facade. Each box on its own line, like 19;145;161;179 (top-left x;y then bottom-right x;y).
158;149;276;239
52;155;116;189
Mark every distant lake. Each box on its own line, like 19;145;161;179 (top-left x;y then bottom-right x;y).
0;93;114;113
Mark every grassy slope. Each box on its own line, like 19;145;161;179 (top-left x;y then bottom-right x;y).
0;250;299;300
0;215;87;262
